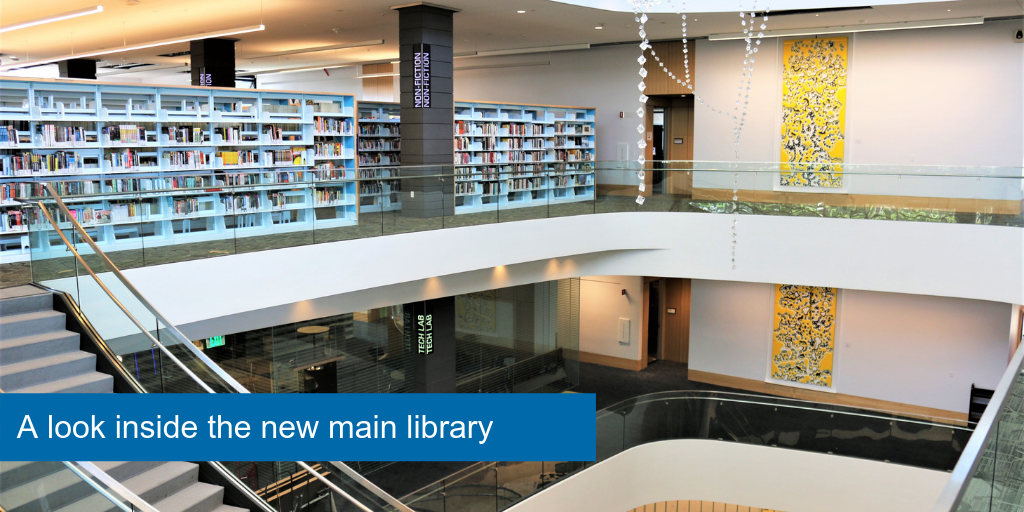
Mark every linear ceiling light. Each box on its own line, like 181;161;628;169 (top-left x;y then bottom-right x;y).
250;40;385;59
455;61;550;72
456;44;591;58
0;24;265;72
708;17;984;40
0;5;104;34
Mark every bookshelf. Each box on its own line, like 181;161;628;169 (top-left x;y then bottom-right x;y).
0;79;357;263
452;101;596;214
356;102;401;213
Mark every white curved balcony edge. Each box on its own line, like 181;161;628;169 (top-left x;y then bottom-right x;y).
504;439;950;512
118;212;1023;339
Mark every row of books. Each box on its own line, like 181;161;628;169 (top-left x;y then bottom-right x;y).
554;122;593;134
1;125;23;146
454;121;499;136
0;152;97;175
359;182;401;195
358;154;399;166
214;126;258;144
217;150;260;166
315;143;349;157
104;150;153;169
357;140;399;151
172;198;202;217
556;149;593;162
264;148;307;166
2;210;25;232
358;124;399;136
315;188;345;206
40;125;88;146
506;178;545;192
110;202;150;222
102;125;147;145
314;117;353;134
221;193;264;214
166;151;212;169
167;126;204;145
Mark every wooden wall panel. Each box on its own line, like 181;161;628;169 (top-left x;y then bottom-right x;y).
630;502;776;512
662;278;691;363
361;63;395;102
643;41;697;96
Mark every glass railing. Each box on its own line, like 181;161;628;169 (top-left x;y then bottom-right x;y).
402;390;974;512
4;161;1019;286
21;183;413;512
0;460;157;512
935;342;1024;512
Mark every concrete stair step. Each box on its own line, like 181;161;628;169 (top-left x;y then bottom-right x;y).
12;372;113;393
122;461;198;505
210;505;250;512
0;351;97;391
51;492;120;512
91;461;167;482
0;310;66;339
0;462;63;495
151;482;225;512
0;464;93;512
0;292;52;318
0;330;81;365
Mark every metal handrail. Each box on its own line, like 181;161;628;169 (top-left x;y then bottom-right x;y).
296;462;372;512
328;461;416;512
34;199;216;394
68;461;160;512
34;184;397;512
38;182;249;394
932;343;1024;511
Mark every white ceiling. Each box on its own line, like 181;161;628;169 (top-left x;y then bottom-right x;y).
0;0;1020;79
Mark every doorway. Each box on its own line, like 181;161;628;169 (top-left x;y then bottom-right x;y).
652;108;666;194
647;279;662;363
643;277;692;365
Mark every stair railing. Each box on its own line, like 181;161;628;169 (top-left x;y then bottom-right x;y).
67;461;161;512
31;183;408;512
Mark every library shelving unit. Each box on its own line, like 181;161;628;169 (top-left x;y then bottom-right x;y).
0;78;356;263
453;101;595;214
355;102;401;213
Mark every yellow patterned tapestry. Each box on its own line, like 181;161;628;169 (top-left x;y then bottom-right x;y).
771;284;837;388
780;37;847;188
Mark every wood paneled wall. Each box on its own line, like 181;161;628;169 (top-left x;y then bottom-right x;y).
361;63;395;102
643;41;697;96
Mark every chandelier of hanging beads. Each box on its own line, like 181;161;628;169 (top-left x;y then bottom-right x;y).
629;0;772;206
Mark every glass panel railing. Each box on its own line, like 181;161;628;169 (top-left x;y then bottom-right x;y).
940;343;1024;512
0;461;153;512
3;162;1020;289
402;390;973;512
23;184;409;512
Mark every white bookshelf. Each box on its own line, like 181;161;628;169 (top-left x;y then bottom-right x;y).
0;79;357;263
453;101;596;214
356;102;401;213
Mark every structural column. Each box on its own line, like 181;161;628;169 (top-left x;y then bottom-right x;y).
190;38;236;87
404;297;457;392
395;3;457;217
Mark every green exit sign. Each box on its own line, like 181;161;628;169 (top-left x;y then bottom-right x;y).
205;335;226;349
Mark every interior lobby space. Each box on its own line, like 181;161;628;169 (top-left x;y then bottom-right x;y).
0;0;1022;511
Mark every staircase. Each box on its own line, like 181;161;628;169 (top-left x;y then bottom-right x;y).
0;286;247;512
0;461;247;512
0;286;112;393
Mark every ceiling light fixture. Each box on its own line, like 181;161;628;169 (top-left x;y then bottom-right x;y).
708;17;984;40
456;43;590;58
249;39;385;59
0;5;105;34
595;24;604;29
517;10;526;13
0;24;265;72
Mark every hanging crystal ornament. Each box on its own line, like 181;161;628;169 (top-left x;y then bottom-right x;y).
629;0;657;204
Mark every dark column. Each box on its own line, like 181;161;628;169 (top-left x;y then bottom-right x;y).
395;3;457;217
404;297;456;392
190;38;236;87
58;59;96;80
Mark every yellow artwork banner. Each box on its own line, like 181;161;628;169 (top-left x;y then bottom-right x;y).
771;284;837;388
780;37;847;188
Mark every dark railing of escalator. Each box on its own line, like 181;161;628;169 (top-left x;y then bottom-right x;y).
403;390;974;512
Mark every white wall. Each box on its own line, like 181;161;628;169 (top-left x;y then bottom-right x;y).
453;46;642;183
694;20;1024;167
114;213;1023;342
257;66;365;96
507;440;950;512
579;276;644;360
689;279;1013;413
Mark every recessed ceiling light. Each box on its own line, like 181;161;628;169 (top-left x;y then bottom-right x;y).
517;10;526;13
595;25;603;29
